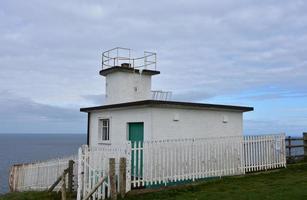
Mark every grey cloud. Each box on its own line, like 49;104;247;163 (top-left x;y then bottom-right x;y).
244;118;307;136
0;91;86;133
172;89;216;102
1;0;307;105
81;94;105;105
239;91;307;101
1;0;307;133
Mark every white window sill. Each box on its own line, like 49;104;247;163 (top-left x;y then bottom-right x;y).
98;142;111;145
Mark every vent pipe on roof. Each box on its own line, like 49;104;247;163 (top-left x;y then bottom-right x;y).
121;63;131;68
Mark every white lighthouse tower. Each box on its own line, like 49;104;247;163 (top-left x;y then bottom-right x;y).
100;47;170;104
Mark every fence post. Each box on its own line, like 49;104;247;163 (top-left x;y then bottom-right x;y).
67;160;74;194
61;174;67;200
303;133;307;161
109;158;117;200
119;157;127;198
288;136;292;158
77;147;84;200
9;165;18;192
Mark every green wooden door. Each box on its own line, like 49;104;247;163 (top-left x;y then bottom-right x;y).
128;122;144;142
128;122;144;179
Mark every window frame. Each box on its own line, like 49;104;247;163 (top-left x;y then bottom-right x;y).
98;118;110;142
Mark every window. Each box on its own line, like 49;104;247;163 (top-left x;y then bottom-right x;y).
99;119;110;141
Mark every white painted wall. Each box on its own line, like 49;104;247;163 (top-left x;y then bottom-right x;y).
151;108;243;140
89;106;243;146
105;71;152;104
89;108;152;146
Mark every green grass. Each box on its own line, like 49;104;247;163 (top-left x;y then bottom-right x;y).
0;191;61;200
1;163;307;200
125;163;307;200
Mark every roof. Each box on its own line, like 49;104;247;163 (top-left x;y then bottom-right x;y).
80;100;254;113
99;66;160;76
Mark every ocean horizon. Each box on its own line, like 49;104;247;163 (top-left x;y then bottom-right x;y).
0;133;86;194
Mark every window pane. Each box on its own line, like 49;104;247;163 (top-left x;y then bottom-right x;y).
102;127;107;140
99;127;102;140
103;120;108;126
99;119;109;141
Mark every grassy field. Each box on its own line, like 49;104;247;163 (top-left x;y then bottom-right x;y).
1;163;307;200
126;163;307;200
0;191;61;200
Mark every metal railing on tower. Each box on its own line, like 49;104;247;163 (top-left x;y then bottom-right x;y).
102;47;157;71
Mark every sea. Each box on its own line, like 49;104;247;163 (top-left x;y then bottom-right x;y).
0;134;86;194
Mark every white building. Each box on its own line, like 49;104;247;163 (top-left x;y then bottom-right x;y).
80;48;253;146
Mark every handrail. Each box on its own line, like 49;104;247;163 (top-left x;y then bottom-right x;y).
101;47;157;71
151;90;172;101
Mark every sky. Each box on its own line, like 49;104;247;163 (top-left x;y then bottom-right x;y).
0;0;307;136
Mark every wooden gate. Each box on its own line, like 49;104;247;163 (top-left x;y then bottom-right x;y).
76;144;131;200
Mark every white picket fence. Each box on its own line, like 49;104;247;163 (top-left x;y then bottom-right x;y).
135;134;286;187
9;155;77;192
77;144;131;200
137;136;244;188
244;134;286;172
77;134;286;199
